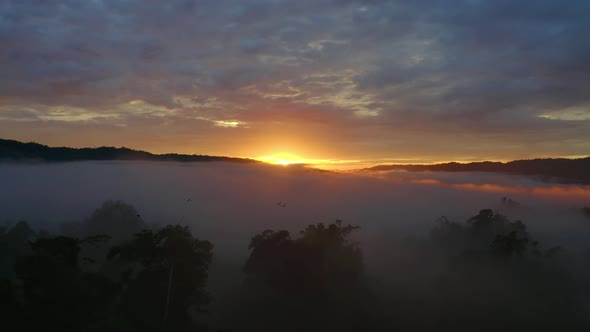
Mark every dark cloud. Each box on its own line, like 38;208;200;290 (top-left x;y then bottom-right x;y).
0;0;589;161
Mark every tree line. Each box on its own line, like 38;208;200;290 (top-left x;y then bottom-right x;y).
2;201;590;331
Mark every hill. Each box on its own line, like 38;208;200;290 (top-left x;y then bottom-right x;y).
367;158;590;184
0;138;257;164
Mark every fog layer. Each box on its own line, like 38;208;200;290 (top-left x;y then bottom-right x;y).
2;161;590;330
2;162;589;241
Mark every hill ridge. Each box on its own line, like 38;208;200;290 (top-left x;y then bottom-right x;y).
366;157;590;184
0;138;257;164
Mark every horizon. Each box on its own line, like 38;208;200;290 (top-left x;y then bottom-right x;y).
3;136;590;170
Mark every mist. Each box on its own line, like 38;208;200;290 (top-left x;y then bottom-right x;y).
2;161;589;244
2;161;590;330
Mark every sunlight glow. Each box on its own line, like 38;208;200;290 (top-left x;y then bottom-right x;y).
255;153;367;170
256;153;308;166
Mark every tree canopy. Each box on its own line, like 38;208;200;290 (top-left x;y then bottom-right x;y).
108;224;213;332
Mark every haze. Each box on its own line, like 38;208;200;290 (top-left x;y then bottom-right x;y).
3;161;590;262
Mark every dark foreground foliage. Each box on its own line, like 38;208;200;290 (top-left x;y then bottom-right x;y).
241;221;371;331
1;211;212;332
108;225;213;332
2;202;590;331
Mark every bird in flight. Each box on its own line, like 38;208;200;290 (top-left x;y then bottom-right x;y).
276;202;287;208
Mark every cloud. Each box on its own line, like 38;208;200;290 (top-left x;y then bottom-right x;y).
1;0;590;161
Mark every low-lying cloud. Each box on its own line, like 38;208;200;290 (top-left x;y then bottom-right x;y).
2;161;589;251
3;161;590;329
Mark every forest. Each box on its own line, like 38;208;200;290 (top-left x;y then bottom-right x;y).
2;200;590;331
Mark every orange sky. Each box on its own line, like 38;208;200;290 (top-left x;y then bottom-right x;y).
1;1;590;167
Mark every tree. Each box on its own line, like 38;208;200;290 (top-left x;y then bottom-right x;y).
0;221;36;278
243;220;369;331
245;220;363;297
424;209;586;330
14;235;119;331
0;278;23;329
61;200;146;244
86;201;146;244
491;231;530;258
431;209;534;258
108;224;213;332
60;200;147;271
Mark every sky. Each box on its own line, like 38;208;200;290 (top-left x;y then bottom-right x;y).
1;0;589;168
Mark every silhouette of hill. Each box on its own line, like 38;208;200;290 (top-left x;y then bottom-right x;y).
0;138;257;164
367;157;590;184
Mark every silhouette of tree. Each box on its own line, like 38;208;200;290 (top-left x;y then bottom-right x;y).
423;209;587;330
86;201;146;244
491;231;530;258
0;221;36;278
243;220;369;331
60;200;148;271
14;235;119;331
431;209;534;258
61;200;146;244
245;220;362;296
0;278;23;329
108;224;213;332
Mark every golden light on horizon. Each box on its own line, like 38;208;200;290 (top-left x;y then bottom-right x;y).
256;153;308;166
255;152;368;170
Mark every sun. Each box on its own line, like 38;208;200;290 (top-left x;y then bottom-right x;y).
273;158;292;166
256;153;308;166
